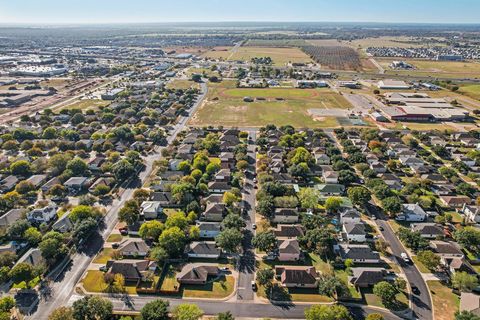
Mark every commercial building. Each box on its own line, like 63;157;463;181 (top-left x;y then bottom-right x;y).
9;66;67;77
377;80;411;90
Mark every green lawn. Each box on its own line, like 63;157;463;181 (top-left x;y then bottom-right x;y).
106;234;123;242
182;275;235;299
411;256;430;273
335;269;362;299
427;280;459;320
61;99;110;111
258;283;333;303
459;84;480;101
363;288;409;311
190;80;351;128
93;248;115;264
82;270;137;294
167;79;200;90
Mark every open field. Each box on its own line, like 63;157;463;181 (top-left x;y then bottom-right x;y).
459;84;480;101
202;46;313;66
190;80;353;128
427;280;459;320
376;58;480;79
244;39;308;47
60;99;110;111
182;275;235;299
166;79;200;90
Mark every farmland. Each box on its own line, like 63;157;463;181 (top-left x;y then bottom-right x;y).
189;80;352;128
301;45;361;70
202;46;313;66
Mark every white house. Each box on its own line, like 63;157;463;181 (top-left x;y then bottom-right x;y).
463;205;480;224
141;201;163;219
396;204;426;222
27;205;57;224
342;222;367;243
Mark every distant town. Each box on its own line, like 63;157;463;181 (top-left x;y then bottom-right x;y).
0;22;479;320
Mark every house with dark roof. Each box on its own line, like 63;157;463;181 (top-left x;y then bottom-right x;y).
349;268;386;288
411;223;444;239
337;244;380;264
431;240;464;260
208;181;231;194
273;208;299;224
439;195;471;209
105;259;157;283
277;239;301;261
197;222;221;238
273;225;305;238
118;239;150;258
342;222;367;243
176;264;220;285
185;241;221;259
275;266;318;288
52;213;73;233
202;203;226;222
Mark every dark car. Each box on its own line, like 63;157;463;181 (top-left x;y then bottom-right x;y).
411;286;420;295
379;226;384;231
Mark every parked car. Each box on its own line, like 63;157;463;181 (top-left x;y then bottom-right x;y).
251;281;257;291
112;243;120;249
411;286;420;295
252;224;257;230
99;266;108;272
401;252;411;263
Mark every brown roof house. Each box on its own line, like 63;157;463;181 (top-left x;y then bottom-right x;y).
176;264;220;285
460;292;480;316
275;266;318;288
105;259;157;284
118;239;150;258
349;268;386;288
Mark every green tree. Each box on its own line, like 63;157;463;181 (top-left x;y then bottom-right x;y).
140;299;169;320
417;250;441;271
366;314;384;320
10;160;31;176
452;272;479;292
48;307;74;320
298;188;320;209
256;268;274;287
0;296;15;313
455;311;480;320
139;220;165;240
215;228;243;254
304;305;352;320
217;311;235;320
113;159;136;181
70;205;102;222
221;213;246;230
72;296;113;320
382;196;402;215
171;303;203;320
347;186;371;206
317;274;348;300
373;281;397;307
165;212;189;230
455;227;480;253
118;200;140;225
158;227;187;257
66;157;88;176
8;262;35;283
149;246;169;264
253;231;278;253
24;227;42;245
325;196;342;212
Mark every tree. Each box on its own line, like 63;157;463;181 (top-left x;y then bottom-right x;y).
325;196;342;213
417;250;441;271
39;236;66;261
133;188;151;203
172;303;203;320
256;196;275;218
149;246;169;264
113;159;136;181
452;272;479;292
72;296;113;320
382;196;402;215
221;213;246;230
158;227;187;257
66;158;88;176
10;160;31;176
298;228;334;257
0;296;15;313
304;305;352;320
24;227;42;245
140;299;169;320
72;218;98;245
347;186;371;206
48;184;67;197
317;274;348;299
70;205;102;223
455;311;480;320
252;231;277;253
366;314;384;320
256;268;274;287
394;277;407;291
223;191;240;206
373;281;397;307
165;212;189;230
217;311;235;320
48;154;71;173
216;228;243;254
15;180;35;194
7;219;30;239
49;307;74;320
397;227;429;252
455;227;480;253
139;220;165;240
298;188;320;209
9;262;35;283
118;200;140;226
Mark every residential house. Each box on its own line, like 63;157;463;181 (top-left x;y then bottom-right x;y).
41;177;61;193
0;175;18;193
208;181;230;194
105;259;157;283
340;208;362;224
27;205;57;224
322;170;339;184
197;222;221;238
272;208;299;224
0;208;24;228
176;265;220;285
202;203;226;222
411;223;445;239
379;173;402;190
315;184;345;196
337;244;380;264
185;241;221;259
52;213;73;233
141;201;163;219
118;239;150;258
16;248;45;268
349;268;386;288
275;266;318;288
64;177;89;194
273;225;305;238
460;292;480;316
431;240;464;260
396;204;426;222
463;205;480;224
215;169;231;183
343;222;367;243
439;196;471;209
26;174;47;188
277;238;301;261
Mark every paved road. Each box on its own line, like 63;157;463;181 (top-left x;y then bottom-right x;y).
237;130;257;301
366;203;433;320
28;79;208;320
66;294;401;320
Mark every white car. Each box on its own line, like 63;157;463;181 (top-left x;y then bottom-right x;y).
401;252;410;263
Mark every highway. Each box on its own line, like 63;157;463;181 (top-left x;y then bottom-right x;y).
28;80;208;320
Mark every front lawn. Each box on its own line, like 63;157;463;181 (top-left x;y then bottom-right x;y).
427;280;459;320
363;288;409;311
106;234;123;242
82;270;137;294
93;248;115;264
258;283;333;303
411;256;430;273
182;275;235;299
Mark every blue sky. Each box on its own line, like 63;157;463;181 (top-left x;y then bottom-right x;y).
1;0;479;24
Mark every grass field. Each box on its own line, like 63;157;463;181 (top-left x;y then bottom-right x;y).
93;248;114;264
203;46;313;66
376;58;480;79
459;84;480;101
82;270;137;294
106;234;123;242
190;80;352;128
61;99;110;111
427;280;459;320
167;79;200;90
182;275;235;299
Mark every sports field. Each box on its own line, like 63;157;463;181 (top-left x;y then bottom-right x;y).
202;46;313;66
189;80;352;128
377;58;480;79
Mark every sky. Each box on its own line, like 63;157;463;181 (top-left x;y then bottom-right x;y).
0;0;479;25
